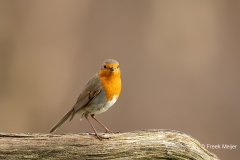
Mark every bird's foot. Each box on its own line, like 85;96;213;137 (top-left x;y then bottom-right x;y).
105;130;120;134
87;132;109;140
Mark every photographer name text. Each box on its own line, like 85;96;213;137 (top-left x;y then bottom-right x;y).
202;144;237;150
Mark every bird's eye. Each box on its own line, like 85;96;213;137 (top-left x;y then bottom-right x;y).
117;65;119;69
104;65;107;69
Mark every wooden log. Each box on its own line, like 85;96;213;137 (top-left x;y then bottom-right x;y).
0;129;219;159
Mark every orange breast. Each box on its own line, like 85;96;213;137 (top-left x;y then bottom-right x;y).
98;71;121;101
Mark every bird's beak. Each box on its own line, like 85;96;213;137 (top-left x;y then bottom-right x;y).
110;67;115;71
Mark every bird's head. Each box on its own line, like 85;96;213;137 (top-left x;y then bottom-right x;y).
99;59;120;77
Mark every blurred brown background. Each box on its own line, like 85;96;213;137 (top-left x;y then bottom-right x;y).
0;0;239;159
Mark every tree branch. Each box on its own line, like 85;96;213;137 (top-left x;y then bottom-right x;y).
0;129;219;159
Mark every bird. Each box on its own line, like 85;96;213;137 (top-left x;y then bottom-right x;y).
49;59;121;139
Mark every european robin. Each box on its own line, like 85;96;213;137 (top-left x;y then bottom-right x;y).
49;59;121;139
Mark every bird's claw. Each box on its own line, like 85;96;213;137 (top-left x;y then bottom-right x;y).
105;130;120;134
87;132;109;140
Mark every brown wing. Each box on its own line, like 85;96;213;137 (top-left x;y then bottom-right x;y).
70;74;102;120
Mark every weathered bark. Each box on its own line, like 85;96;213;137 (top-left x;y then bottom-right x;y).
0;129;219;159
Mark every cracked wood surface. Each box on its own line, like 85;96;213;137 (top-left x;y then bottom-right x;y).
0;129;219;159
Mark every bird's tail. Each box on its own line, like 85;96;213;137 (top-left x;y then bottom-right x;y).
49;108;74;133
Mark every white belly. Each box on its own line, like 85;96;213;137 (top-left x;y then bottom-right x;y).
95;95;118;114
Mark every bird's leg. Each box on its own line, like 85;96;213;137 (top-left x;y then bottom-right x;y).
85;115;109;140
91;115;115;133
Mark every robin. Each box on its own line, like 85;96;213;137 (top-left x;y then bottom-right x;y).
49;59;121;139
